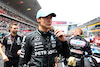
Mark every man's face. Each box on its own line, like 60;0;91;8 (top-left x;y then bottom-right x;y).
38;15;52;29
10;25;18;34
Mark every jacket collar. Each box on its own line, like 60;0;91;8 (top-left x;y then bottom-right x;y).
37;29;52;36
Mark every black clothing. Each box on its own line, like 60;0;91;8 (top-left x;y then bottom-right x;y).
1;34;22;67
69;35;92;57
68;35;92;67
19;29;70;67
4;58;19;67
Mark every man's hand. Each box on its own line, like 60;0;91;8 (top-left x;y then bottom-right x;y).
2;55;9;62
17;49;21;55
54;29;66;42
55;57;58;67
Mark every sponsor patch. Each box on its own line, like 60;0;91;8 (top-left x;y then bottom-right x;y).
70;49;83;54
34;36;40;41
34;42;42;45
35;50;57;56
70;39;86;47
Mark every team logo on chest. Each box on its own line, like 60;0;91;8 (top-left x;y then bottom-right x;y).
34;36;40;41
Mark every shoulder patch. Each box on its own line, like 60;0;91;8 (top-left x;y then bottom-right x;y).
4;33;10;37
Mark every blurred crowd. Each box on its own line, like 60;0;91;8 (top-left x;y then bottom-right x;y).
0;5;37;37
0;6;37;25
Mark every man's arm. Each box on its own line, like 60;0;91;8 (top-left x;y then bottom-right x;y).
17;36;23;55
19;36;32;67
0;43;9;62
54;29;70;58
85;41;92;55
56;37;70;58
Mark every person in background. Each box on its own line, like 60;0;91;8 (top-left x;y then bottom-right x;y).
0;31;2;43
68;28;92;67
0;23;22;67
18;9;70;67
89;34;95;44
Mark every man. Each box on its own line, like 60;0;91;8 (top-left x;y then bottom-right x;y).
0;23;22;67
68;28;92;67
19;9;70;67
89;34;95;43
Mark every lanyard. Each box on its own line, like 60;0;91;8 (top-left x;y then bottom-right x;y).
10;34;15;42
10;34;16;51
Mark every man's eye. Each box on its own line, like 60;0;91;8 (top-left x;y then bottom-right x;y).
45;16;48;19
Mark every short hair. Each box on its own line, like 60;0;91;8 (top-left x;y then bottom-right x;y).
75;28;83;35
10;23;18;28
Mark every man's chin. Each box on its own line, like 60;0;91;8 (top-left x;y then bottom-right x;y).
13;32;17;34
47;26;51;29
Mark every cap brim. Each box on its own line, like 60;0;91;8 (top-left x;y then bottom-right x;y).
49;13;56;17
40;13;56;18
36;9;56;18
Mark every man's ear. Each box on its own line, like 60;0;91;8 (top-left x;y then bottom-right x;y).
10;28;11;31
37;18;40;23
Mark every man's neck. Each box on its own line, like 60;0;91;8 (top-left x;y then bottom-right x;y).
39;27;48;32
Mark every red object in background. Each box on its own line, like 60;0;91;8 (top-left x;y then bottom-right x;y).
0;9;5;14
90;38;95;43
18;1;23;4
52;21;67;25
23;30;31;33
17;9;20;12
57;22;62;24
94;38;100;45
